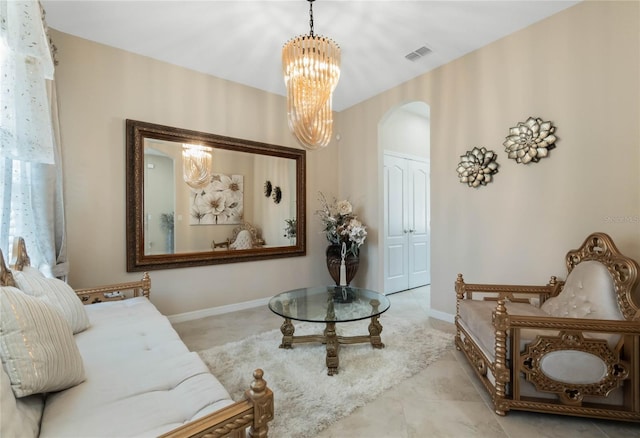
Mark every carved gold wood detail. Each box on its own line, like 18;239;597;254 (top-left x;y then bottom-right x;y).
455;326;497;404
325;322;340;376
507;316;639;333
75;272;151;304
492;299;510;415
11;237;30;271
278;318;295;349
460;334;488;377
455;273;561;304
0;249;17;287
520;331;627;403
508;399;640;422
277;315;386;376
157;370;274;438
245;369;274;438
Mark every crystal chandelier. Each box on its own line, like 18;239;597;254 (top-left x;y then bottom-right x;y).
282;0;340;150
182;144;212;190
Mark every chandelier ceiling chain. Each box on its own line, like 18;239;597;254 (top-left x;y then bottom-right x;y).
282;0;340;150
308;0;315;37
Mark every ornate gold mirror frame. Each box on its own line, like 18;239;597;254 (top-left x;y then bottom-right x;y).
126;119;306;271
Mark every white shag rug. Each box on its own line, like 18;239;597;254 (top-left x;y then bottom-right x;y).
198;313;454;438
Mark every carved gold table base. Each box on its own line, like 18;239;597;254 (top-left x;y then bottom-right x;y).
278;315;385;376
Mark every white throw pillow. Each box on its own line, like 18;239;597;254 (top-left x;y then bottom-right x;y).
0;287;86;398
20;265;45;278
13;271;90;334
1;365;44;437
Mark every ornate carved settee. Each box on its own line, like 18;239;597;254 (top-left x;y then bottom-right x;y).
455;232;640;422
1;238;274;437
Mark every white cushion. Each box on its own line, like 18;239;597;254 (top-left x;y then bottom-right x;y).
230;230;253;249
20;265;45;278
457;300;548;361
40;297;233;437
539;350;608;384
77;298;190;371
0;287;85;397
41;352;233;437
0;365;44;438
541;260;622;320
13;270;91;334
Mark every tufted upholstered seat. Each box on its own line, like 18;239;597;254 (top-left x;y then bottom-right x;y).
39;298;234;437
229;230;254;250
455;232;640;423
228;222;263;250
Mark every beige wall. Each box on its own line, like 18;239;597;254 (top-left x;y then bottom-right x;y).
380;104;430;158
53;0;639;318
338;0;640;315
51;29;339;316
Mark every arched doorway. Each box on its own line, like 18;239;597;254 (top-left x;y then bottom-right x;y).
378;101;430;294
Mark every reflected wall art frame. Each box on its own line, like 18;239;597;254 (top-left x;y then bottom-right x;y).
126;119;306;271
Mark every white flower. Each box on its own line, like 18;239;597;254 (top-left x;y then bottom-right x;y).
347;219;367;246
199;192;226;217
211;174;243;202
336;200;353;215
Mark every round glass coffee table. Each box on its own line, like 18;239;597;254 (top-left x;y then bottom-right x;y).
268;286;391;376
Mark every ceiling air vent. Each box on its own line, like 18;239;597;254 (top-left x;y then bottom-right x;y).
405;45;432;62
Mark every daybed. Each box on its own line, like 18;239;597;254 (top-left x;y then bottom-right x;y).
455;232;640;422
0;239;274;437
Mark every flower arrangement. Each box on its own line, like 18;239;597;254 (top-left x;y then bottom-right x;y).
316;192;367;256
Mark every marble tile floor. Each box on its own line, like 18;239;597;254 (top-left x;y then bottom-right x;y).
173;286;639;438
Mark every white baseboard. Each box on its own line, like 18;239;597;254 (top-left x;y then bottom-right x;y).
428;308;455;324
168;296;456;325
168;297;270;324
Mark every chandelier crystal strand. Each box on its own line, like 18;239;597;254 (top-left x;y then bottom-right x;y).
182;145;212;190
283;1;340;150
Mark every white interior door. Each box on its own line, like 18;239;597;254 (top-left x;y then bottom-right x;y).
384;155;409;293
384;153;430;294
408;161;430;288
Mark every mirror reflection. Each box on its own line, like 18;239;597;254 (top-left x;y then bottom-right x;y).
144;139;297;254
126;120;306;271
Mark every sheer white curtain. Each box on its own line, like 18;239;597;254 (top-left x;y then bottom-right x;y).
0;0;67;278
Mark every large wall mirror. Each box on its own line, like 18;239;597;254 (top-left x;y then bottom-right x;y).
126;119;306;271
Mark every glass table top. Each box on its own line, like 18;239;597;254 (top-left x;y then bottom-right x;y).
268;286;390;323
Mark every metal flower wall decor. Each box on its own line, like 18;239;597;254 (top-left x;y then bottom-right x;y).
503;116;557;164
456;147;499;188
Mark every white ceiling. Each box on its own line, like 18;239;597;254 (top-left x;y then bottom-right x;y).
41;0;580;112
